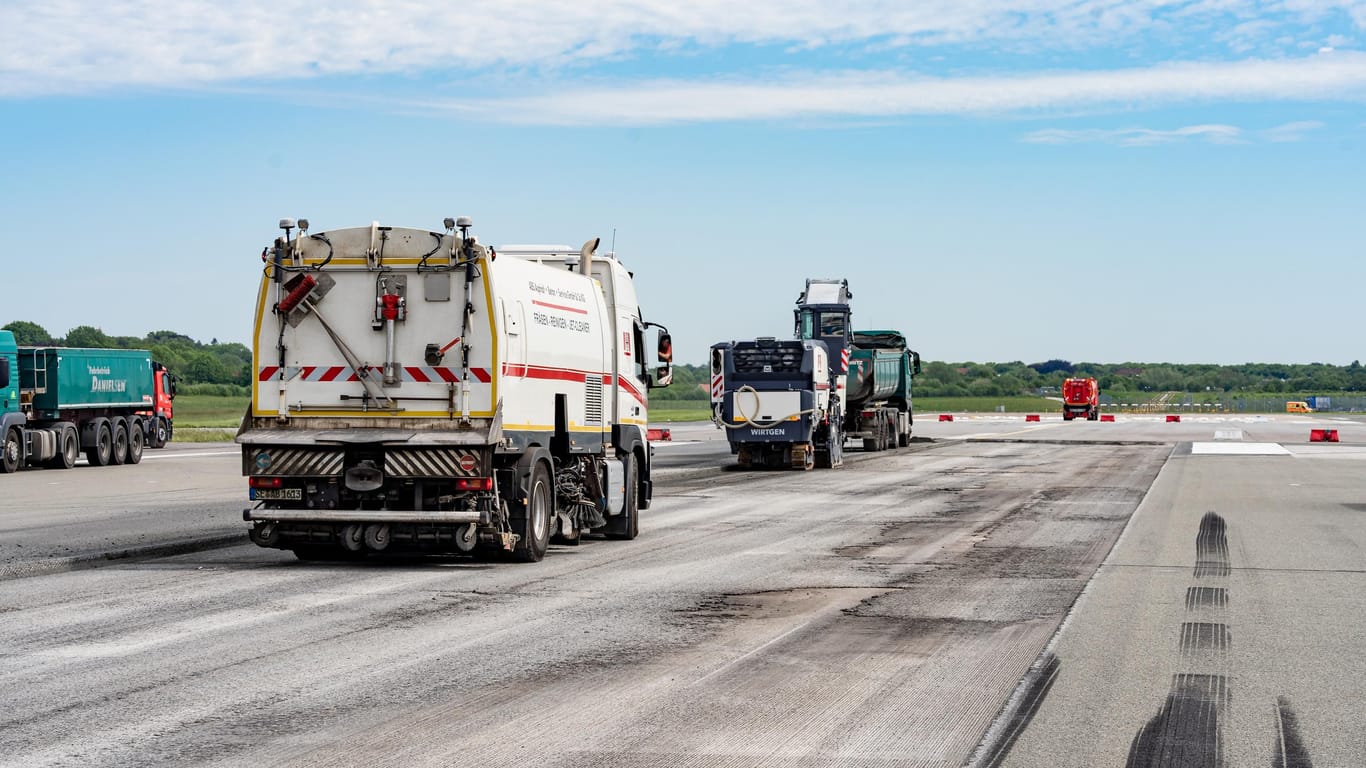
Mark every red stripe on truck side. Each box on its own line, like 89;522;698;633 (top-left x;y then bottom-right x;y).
531;299;589;315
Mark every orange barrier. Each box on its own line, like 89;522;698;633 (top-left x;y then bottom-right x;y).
1166;415;1181;423
1310;429;1340;443
647;428;672;442
1025;414;1041;422
938;414;954;422
1100;414;1115;422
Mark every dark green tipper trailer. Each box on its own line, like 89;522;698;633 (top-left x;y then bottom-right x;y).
1;330;161;472
844;330;921;451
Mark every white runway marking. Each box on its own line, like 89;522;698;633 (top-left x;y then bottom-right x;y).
1190;442;1291;456
141;450;239;460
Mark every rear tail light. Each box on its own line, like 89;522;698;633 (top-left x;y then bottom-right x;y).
456;477;494;492
250;476;283;489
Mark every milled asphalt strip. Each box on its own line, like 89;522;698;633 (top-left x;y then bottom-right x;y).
964;442;1177;768
0;531;248;581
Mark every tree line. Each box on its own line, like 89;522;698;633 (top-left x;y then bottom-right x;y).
7;321;1361;398
3;321;252;390
914;358;1366;397
661;357;1366;400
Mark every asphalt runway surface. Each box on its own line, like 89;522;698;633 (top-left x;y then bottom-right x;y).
1;413;1362;766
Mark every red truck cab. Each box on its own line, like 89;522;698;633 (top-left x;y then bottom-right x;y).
140;362;177;447
1062;377;1099;421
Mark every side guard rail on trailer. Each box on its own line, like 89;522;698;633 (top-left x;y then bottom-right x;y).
244;508;484;524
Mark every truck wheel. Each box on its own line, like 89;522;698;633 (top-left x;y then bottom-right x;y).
605;452;640;540
150;417;168;448
126;423;145;464
512;459;552;561
86;423;113;466
1;428;20;473
45;426;79;469
110;421;129;465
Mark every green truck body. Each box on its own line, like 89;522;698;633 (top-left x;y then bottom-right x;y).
20;347;155;416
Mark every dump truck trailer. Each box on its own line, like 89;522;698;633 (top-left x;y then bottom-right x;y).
1;333;162;472
844;330;920;451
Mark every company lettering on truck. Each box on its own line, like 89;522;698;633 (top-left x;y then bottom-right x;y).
528;280;592;333
87;365;128;393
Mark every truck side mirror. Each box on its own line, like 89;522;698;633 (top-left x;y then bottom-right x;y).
657;332;673;363
168;375;178;398
911;351;922;376
653;364;673;388
0;357;8;388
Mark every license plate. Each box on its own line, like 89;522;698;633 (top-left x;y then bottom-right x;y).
253;488;302;501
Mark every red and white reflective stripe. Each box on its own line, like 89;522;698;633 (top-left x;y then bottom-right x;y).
840;347;851;373
259;366;486;383
710;373;724;402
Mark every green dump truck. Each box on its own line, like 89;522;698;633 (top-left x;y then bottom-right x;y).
844;330;921;451
1;330;166;472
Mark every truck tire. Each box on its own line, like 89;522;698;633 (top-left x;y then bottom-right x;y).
126;423;144;464
87;422;113;467
1;427;20;473
110;420;129;465
511;458;552;562
45;426;78;470
605;452;640;540
150;417;169;448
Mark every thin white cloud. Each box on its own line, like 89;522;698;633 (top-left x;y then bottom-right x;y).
3;0;1366;95
1260;119;1326;140
1022;125;1245;145
437;52;1366;125
1023;119;1329;146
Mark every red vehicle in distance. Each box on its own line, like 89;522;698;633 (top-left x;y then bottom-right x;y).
1062;377;1099;421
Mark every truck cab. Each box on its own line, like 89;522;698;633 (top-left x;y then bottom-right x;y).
1;332;22;470
141;362;177;447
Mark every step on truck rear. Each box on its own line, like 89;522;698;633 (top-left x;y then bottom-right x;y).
237;217;672;562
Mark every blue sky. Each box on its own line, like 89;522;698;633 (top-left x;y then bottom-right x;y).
3;1;1365;365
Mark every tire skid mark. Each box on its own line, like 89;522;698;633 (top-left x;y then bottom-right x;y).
1126;674;1229;768
1127;512;1231;768
1179;623;1231;654
1193;512;1231;578
1272;696;1314;768
1185;587;1228;609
